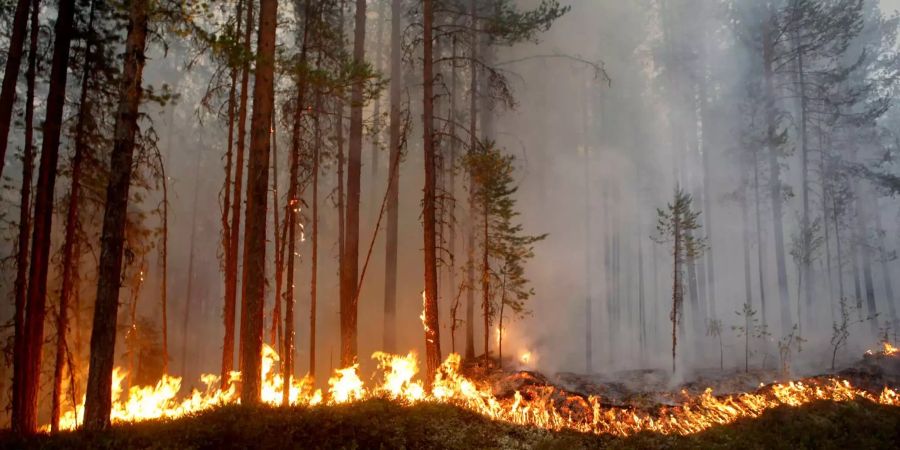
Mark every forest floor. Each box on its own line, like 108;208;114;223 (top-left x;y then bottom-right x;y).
1;397;898;449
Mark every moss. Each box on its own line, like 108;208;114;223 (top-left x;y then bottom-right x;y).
1;399;897;449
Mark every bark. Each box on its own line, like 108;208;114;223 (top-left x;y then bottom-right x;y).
83;0;149;430
422;0;442;379
14;0;76;434
240;0;277;405
12;0;38;432
340;0;366;367
53;0;92;430
0;0;31;179
224;0;253;380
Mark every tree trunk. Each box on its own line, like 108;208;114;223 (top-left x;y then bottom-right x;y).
369;0;386;222
422;0;442;380
482;194;490;357
14;0;76;434
52;0;92;429
310;85;322;378
82;0;149;431
383;0;402;355
672;220;681;374
447;35;459;355
874;201;898;326
12;0;39;431
741;171;753;310
795;29;814;331
272;112;283;354
753;147;768;330
224;0;253;380
763;14;792;337
0;0;31;179
239;0;277;405
181;152;202;374
340;0;366;367
464;0;478;362
856;192;879;335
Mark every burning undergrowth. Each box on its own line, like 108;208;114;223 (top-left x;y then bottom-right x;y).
38;342;900;438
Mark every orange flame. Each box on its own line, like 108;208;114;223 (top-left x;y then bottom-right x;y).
47;346;899;436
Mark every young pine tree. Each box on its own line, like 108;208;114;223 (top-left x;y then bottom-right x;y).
653;187;706;374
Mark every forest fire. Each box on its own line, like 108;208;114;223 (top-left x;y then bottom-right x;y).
45;346;899;436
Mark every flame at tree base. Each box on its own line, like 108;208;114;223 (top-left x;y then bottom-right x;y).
48;345;899;436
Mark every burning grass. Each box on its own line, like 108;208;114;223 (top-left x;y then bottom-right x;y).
28;343;900;441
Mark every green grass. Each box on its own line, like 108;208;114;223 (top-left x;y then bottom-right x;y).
1;399;898;449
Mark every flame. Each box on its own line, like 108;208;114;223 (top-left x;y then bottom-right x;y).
47;346;899;436
866;341;899;357
520;351;532;365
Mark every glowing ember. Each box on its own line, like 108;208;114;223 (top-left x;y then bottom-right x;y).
47;346;900;436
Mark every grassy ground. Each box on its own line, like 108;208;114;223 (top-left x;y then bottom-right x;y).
1;398;898;449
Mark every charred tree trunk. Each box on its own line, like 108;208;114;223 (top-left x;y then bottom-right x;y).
15;0;76;434
12;0;39;431
340;0;367;367
240;0;276;404
82;0;149;431
383;0;402;354
0;0;31;179
422;0;442;379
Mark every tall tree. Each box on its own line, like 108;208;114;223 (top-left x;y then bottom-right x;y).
10;0;39;432
13;0;77;434
654;187;706;374
422;0;442;379
52;0;96;430
340;0;367;367
223;0;254;380
239;0;277;404
0;0;31;179
83;0;150;431
383;0;403;354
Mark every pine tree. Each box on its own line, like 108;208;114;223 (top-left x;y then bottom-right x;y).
654;187;706;374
